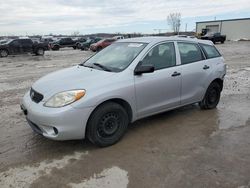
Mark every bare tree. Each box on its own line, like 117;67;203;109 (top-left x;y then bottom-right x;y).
167;13;181;34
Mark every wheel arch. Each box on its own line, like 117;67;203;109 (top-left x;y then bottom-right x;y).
85;98;133;138
89;98;133;123
211;78;223;91
0;48;9;54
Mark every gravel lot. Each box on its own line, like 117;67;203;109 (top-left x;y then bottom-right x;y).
0;42;250;188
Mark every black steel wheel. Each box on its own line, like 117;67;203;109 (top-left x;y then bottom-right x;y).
199;82;221;109
87;102;129;147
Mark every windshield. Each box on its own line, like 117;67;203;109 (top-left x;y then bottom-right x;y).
83;42;147;72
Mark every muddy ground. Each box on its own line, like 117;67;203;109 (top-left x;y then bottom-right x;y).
0;42;250;188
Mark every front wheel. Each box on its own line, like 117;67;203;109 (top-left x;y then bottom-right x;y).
0;49;8;57
199;82;221;110
86;102;129;147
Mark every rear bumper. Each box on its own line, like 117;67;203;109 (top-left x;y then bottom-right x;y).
21;92;94;140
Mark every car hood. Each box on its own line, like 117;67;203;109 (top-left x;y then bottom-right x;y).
32;66;116;100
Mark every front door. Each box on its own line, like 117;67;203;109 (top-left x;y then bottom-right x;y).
134;42;181;118
9;40;22;54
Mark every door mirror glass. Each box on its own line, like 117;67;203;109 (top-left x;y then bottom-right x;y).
134;64;155;75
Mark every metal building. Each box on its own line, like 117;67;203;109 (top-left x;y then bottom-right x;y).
196;18;250;40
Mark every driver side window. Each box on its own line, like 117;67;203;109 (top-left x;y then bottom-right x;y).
141;42;176;70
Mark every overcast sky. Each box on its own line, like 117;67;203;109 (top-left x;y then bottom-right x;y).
0;0;250;35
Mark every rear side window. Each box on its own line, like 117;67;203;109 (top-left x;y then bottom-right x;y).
177;42;204;64
200;44;221;59
20;39;32;45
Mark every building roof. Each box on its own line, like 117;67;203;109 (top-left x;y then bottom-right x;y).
196;17;250;24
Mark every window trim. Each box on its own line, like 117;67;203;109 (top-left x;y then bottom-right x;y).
177;41;206;65
138;41;177;71
199;43;222;59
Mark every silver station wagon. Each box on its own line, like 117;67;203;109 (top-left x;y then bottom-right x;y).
21;37;226;147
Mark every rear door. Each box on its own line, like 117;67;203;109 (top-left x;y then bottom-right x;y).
20;39;33;53
134;42;181;118
177;42;210;105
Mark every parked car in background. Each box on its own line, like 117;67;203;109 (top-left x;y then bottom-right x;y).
112;36;124;40
21;37;226;147
50;37;77;50
74;37;87;49
80;38;102;50
0;39;9;44
90;38;116;52
40;37;56;44
174;35;197;39
201;32;226;44
0;38;49;57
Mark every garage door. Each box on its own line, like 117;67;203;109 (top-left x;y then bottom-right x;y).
206;25;219;33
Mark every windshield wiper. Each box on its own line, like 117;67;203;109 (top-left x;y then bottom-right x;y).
93;63;112;72
79;64;94;68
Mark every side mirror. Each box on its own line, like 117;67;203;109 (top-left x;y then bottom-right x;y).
134;63;155;75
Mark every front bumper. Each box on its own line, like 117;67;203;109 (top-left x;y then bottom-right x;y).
21;92;94;140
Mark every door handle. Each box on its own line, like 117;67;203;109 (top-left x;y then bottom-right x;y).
203;65;210;70
171;71;181;77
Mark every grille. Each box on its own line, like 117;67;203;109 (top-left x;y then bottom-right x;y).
30;88;44;103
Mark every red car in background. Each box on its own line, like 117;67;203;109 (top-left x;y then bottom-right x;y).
90;38;116;52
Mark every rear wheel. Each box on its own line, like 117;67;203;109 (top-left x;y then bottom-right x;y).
87;102;129;147
52;45;60;51
199;82;221;109
0;49;8;57
36;48;44;56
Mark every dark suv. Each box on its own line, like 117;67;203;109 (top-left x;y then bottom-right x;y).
50;38;77;50
201;33;226;44
0;38;49;57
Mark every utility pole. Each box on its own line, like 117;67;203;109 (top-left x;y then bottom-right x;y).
185;23;187;32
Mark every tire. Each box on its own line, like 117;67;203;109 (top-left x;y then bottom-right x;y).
73;46;77;50
0;49;8;57
36;48;44;56
221;40;225;44
52;45;60;51
199;82;221;110
87;102;129;147
76;43;81;49
96;46;102;52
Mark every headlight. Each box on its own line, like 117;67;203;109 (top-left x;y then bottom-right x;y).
44;90;85;108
